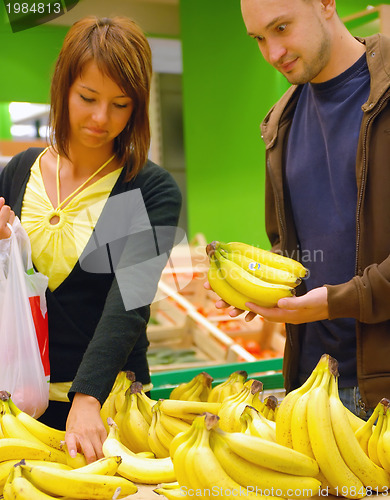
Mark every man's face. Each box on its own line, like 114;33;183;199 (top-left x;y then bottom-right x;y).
241;0;332;84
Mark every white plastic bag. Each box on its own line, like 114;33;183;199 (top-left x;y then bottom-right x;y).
0;217;49;417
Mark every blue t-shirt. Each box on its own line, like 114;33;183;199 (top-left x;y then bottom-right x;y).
285;54;370;387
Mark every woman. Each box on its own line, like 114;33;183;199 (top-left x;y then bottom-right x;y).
0;16;182;462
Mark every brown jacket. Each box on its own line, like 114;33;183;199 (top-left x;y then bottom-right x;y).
261;34;390;409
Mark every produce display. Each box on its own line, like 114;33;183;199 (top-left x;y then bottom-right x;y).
206;240;308;309
0;355;389;499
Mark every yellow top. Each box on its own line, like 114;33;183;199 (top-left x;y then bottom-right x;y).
21;148;122;291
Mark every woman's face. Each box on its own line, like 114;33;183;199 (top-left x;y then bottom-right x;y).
68;61;134;151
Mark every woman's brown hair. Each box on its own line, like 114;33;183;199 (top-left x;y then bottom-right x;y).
49;16;152;181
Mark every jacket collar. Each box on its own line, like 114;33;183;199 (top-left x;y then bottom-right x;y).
260;34;390;149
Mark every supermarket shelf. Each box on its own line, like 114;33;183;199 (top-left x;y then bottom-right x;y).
150;358;284;399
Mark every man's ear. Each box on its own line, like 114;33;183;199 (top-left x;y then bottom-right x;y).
320;0;337;18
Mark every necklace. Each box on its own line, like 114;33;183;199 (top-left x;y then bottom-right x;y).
55;153;115;210
48;153;115;226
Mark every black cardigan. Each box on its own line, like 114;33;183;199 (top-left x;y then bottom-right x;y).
0;148;182;404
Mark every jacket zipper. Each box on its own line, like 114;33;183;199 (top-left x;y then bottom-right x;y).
266;156;295;350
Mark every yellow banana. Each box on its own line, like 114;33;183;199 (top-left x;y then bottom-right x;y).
159;411;191;437
218;240;308;278
102;419;176;484
377;401;390;473
215;249;295;307
0;460;70;496
207;257;255;311
219;246;301;287
291;367;323;457
218;380;263;432
154;486;186;499
120;382;153;453
169;375;199;401
218;429;319;477
177;419;205;491
159;399;221;421
0;411;67;465
71;455;122;475
114;370;136;413
0;437;63;463
276;354;328;448
328;376;390;490
19;460;137;499
367;401;385;467
355;404;378;455
62;443;88;468
240;406;276;442
188;414;271;498
4;464;58;500
148;405;171;458
100;391;118;433
5;395;65;451
137;390;156;425
169;422;196;459
306;359;365;498
211;431;321;498
208;370;248;403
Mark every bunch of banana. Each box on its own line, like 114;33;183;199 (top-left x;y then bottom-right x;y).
0;392;67;465
239;405;276;442
0;459;71;495
169;412;320;499
103;418;176;484
207;370;248;403
356;398;390;473
206;240;308;310
113;381;153;454
148;400;191;458
277;353;390;498
217;379;264;432
159;399;221;423
100;370;136;432
2;457;137;499
169;371;213;402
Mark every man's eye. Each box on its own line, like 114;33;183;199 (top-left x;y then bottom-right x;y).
276;24;287;32
80;94;94;103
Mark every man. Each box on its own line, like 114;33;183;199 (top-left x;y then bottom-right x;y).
214;0;390;417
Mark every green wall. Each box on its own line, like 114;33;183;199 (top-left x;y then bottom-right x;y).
179;0;285;249
179;0;388;248
0;3;68;103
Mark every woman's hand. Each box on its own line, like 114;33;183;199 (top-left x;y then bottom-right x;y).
65;393;107;464
0;197;15;239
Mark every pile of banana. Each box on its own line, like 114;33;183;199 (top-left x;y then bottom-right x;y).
206;240;308;309
276;354;390;499
169;412;321;499
355;397;390;473
2;359;390;500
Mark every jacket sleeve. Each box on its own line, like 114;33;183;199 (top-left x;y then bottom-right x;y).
326;255;390;323
69;164;182;404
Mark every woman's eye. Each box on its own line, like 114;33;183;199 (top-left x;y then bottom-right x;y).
276;24;287;33
80;94;94;103
114;103;128;109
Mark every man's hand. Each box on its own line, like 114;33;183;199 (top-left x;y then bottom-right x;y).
205;280;329;324
246;287;329;324
0;197;15;239
65;393;107;464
